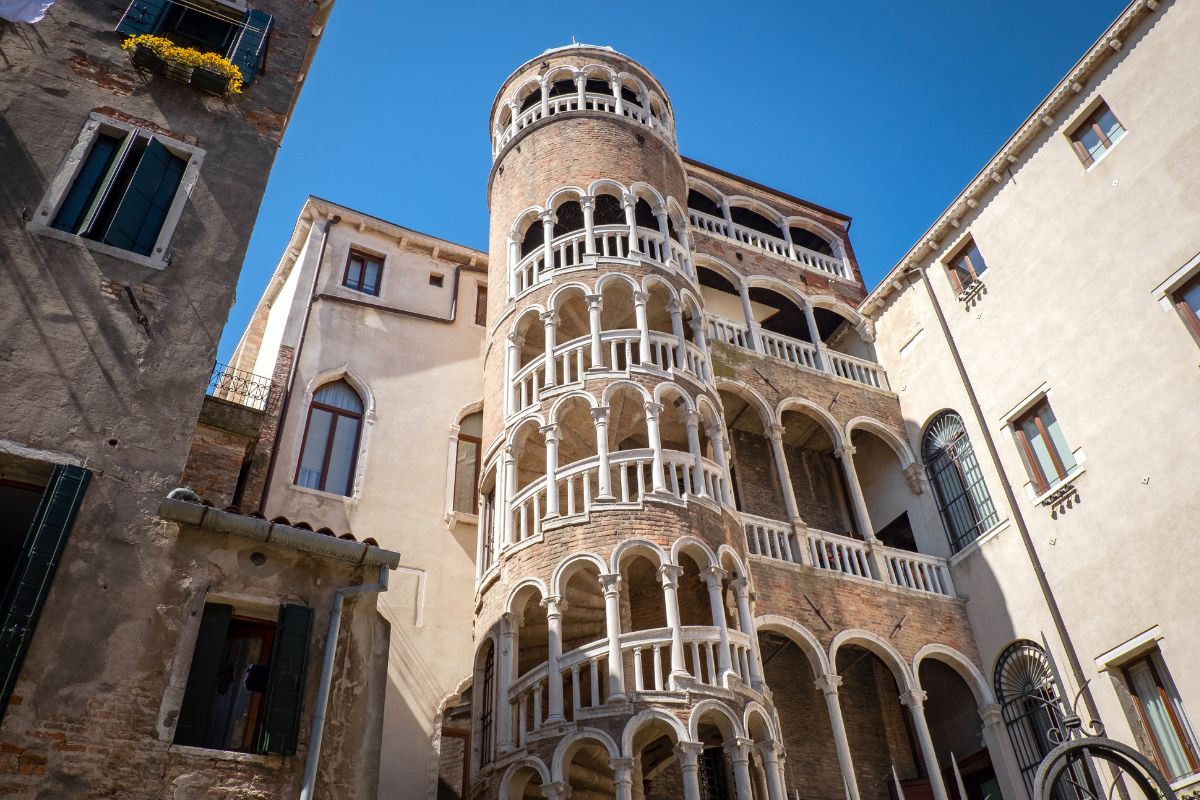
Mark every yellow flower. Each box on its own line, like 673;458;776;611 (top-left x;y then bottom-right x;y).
122;34;245;94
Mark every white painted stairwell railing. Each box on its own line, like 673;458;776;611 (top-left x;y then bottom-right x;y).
687;209;850;279
510;224;692;296
494;92;675;155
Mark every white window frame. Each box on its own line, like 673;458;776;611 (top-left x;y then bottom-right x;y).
27;112;204;271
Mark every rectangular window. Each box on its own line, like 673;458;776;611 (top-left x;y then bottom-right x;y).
430;272;444;287
116;1;273;85
947;237;988;294
1123;650;1200;779
453;412;483;514
174;602;313;756
343;250;383;295
474;284;488;327
51;128;188;257
1013;399;1077;493
1070;101;1127;168
1171;272;1200;342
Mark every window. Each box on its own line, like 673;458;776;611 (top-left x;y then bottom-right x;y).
342;250;383;295
430;273;444;287
174;602;313;755
922;412;999;552
946;237;988;294
1123;650;1200;779
296;380;364;496
116;0;273;85
477;642;495;768
49;126;190;258
474;285;488;327
452;413;483;514
1013;399;1077;494
1170;272;1200;342
1069;101;1127;168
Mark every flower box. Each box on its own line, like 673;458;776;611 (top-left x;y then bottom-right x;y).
122;34;243;95
130;42;167;75
190;66;232;95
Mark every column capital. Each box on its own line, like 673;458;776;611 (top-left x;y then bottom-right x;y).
507;331;525;347
539;310;559;325
700;566;728;589
643;400;664;417
632;290;648;305
834;444;857;459
541;781;568;800
724;737;754;761
598;572;622;595
666;296;682;314
756;738;783;762
768;423;785;441
978;702;1004;727
855;318;876;343
500;611;519;635
540;594;564;617
903;462;926;495
684;408;701;426
674;741;704;764
540;423;560;442
621;192;637;210
504;443;522;461
730;576;751;598
507;230;521;245
900;688;928;709
609;756;635;772
688;314;706;333
539;210;556;226
815;673;843;695
658;563;684;585
590;405;610;424
585;293;602;309
579;194;595;210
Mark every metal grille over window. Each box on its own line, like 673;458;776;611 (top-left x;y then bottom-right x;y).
922;412;998;552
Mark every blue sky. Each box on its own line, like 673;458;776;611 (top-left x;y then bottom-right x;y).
218;0;1130;361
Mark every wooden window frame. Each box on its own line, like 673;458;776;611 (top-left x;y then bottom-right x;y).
455;434;482;515
1171;272;1200;343
429;272;444;288
1123;652;1200;778
474;284;488;327
946;237;986;294
341;249;383;296
1069;102;1124;168
1013;400;1069;495
440;728;472;797
294;392;364;495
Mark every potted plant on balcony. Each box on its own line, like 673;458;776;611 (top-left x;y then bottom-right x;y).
121;35;244;95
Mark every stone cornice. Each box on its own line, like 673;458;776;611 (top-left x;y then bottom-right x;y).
860;0;1159;317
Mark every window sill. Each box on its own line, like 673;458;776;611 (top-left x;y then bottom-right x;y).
28;222;169;270
947;519;1011;567
289;483;359;504
1084;134;1125;172
1169;771;1200;794
167;744;285;767
1031;465;1086;506
445;510;479;527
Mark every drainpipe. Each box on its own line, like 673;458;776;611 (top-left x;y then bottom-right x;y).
258;214;341;514
912;266;1102;726
299;562;390;800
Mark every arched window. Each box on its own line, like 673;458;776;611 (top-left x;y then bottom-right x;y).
922;412;998;553
452;412;483;514
994;641;1087;799
478;641;496;768
296;380;363;496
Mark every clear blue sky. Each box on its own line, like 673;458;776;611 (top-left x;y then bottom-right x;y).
218;0;1130;362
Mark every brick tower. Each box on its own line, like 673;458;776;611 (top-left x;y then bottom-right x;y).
468;44;1013;800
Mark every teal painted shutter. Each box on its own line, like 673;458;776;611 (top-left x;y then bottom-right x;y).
115;0;170;36
227;9;273;85
0;464;91;720
52;134;122;234
258;603;313;755
101;137;187;257
172;603;233;747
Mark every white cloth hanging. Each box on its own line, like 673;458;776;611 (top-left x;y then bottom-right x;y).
0;0;55;23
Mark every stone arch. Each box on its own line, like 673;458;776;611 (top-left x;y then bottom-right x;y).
587;177;630;200
551;552;609;597
629;180;666;213
913;643;996;707
726;194;784;224
715;379;773;430
829;628;915;692
743;700;778;741
693;254;744;288
687;698;745;741
610;538;668;573
670;535;717;569
509;205;546;240
601;379;652;407
595;271;638;294
784;216;845;258
753;614;830;677
775;397;844;449
621;708;690;757
551;728;621;783
845;416;916;468
505;576;548;615
304;363;376;420
548;390;598;424
499;757;551;800
716;545;748;579
808;294;865;327
651;381;695;411
686;177;725;208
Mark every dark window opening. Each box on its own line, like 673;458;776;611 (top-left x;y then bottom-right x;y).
699;747;732;800
547;79;575;98
748;287;813;342
159;3;239;53
634;197;658;230
789;226;835;257
479;645;496;767
518;88;542;113
552;201;584;237
342;250;383;296
687;189;723;217
811;306;850;343
592;194;625;227
0;477;48;604
520;219;544;257
730;206;780;238
620;86;640;104
429;273;444;288
584;78;611;96
698;266;739;296
875;512;917;552
116;1;273;85
474;285;488;327
667;215;679;242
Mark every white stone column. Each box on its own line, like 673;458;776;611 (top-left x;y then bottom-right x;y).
816;674;861;800
901;689;949;800
707;423;733;507
658;565;689;684
678;227;694;277
506;332;523;417
837;445;887;579
676;742;704;800
598;573;626;702
542;595;566;725
581;195;596;255
592;406;615;501
633;290;652;367
507;99;519;140
730;578;764;691
541;310;558;388
644;401;668;493
688;315;710;380
726;738;755;800
507;231;521;296
803;301;827;370
738;282;760;350
759;739;788;800
767;424;801;525
979;703;1025;800
575;73;586;109
503;444;520;546
474;495;487;581
586;293;604;371
782;223;798;260
612;756;634;800
540;211;555;278
542;424;560;519
667;297;687;370
623;192;639;253
685;410;706;497
655;207;671;265
700;567;734;681
541;781;568;800
539;79;549;119
497;612;517;753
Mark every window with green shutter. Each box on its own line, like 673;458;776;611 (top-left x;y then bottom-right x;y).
0;464;92;721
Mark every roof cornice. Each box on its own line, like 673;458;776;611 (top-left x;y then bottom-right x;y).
861;0;1159;316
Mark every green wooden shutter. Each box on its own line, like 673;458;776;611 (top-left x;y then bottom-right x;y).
258;603;313;755
172;603;233;748
115;0;171;36
52;134;122;234
101;137;186;256
0;464;91;720
227;9;273;85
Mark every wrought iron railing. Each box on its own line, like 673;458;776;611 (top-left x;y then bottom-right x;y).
206;361;277;412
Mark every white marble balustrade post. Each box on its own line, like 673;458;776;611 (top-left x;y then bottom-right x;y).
707;423;733;507
586;293;604;371
685;410;706;497
633;291;652;367
505;332;523;417
667;296;687;369
592;406;615;501
598;573;625;701
658;565;689;684
540;310;557;388
622;192;638;252
644;401;668;493
700;567;734;681
539;79;549;119
541;424;559;519
655;207;671;265
541;595;566;725
580;195;596;255
507;231;521;296
730;577;764;691
540;211;555;279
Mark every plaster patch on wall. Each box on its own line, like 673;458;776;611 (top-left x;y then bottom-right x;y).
899;328;926;359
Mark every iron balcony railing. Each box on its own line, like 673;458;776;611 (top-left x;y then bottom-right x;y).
206;361;277;412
